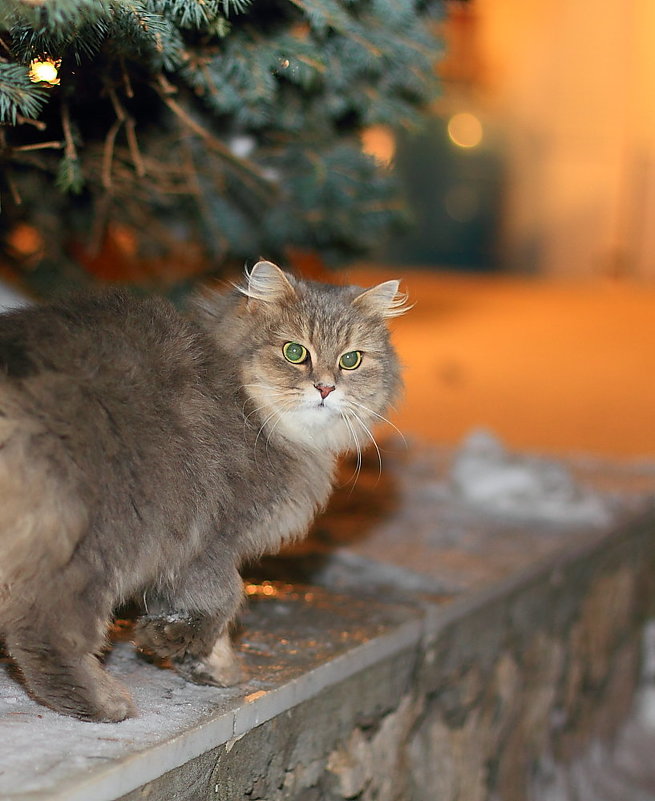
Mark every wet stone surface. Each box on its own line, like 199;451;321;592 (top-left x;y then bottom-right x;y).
0;437;654;800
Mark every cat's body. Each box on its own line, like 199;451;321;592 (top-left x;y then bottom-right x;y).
0;261;405;721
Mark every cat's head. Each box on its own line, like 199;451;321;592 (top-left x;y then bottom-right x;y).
203;261;410;454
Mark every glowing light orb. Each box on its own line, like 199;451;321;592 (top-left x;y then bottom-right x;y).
29;58;61;86
447;112;483;149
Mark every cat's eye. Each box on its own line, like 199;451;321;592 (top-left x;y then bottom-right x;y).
339;350;363;370
283;342;309;364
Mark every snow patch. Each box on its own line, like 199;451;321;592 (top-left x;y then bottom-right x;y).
450;430;612;526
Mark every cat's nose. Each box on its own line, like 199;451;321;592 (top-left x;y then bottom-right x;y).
315;383;336;400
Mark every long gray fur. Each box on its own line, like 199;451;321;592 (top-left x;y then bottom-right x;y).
0;261;405;721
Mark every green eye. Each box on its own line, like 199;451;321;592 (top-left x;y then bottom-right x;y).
283;342;308;364
339;350;363;370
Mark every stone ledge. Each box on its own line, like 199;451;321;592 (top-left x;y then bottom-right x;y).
1;443;654;801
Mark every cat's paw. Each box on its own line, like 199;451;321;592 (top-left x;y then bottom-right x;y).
83;676;137;723
133;614;195;660
174;632;246;687
37;665;136;723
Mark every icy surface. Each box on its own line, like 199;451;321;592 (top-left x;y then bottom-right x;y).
0;587;417;800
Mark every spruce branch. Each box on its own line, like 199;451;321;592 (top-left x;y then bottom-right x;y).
0;0;441;292
15;113;47;130
61;101;77;161
101;115;122;190
13;140;64;152
180;136;230;257
0;63;48;124
119;56;134;98
107;85;145;178
154;80;275;196
57;101;84;194
6;171;21;207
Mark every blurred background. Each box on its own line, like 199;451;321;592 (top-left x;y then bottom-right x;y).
377;0;655;279
1;0;654;459
357;0;655;459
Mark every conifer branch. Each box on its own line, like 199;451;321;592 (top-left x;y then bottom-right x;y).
107;85;145;178
0;0;441;292
6;171;22;206
61;103;76;161
181;137;230;256
15;114;47;131
119;57;134;99
13;140;64;152
154;81;275;195
102;116;122;190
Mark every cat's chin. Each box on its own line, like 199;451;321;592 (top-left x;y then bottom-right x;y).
272;404;354;453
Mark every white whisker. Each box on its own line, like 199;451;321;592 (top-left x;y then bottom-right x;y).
347;408;382;482
253;399;295;463
339;411;362;490
346;399;407;448
263;400;295;456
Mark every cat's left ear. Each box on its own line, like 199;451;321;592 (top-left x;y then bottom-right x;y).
352;280;412;318
240;260;297;304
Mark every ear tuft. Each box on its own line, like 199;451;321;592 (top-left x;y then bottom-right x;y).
353;279;413;318
236;260;296;303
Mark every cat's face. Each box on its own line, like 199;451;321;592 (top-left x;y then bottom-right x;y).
229;262;408;454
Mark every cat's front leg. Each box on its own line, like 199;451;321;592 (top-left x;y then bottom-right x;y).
134;612;243;686
134;560;246;687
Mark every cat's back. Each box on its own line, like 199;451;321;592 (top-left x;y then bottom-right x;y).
0;289;225;477
0;290;193;384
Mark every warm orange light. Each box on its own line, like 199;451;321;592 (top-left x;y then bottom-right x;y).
244;581;286;598
245;690;267;703
29;58;61;86
7;224;44;257
447;112;483;149
361;125;396;166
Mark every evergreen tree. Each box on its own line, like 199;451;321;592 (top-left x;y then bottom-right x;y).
0;0;441;295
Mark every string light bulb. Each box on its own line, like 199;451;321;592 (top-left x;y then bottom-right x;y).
361;125;396;166
29;58;61;86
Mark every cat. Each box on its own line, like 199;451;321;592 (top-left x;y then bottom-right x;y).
0;260;408;722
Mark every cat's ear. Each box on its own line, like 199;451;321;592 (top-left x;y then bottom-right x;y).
238;261;297;304
353;280;412;318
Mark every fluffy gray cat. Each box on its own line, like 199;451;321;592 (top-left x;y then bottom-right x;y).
0;261;407;722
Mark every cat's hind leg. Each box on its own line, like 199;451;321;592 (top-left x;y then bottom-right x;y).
5;600;135;722
0;428;136;722
135;559;245;687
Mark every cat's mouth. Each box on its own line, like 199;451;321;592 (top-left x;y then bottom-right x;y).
297;397;339;417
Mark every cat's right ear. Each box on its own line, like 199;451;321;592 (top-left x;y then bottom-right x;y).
238;261;297;306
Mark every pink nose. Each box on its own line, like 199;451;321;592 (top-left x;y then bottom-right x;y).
315;383;335;400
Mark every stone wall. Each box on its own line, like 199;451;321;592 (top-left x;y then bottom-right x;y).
120;514;655;801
